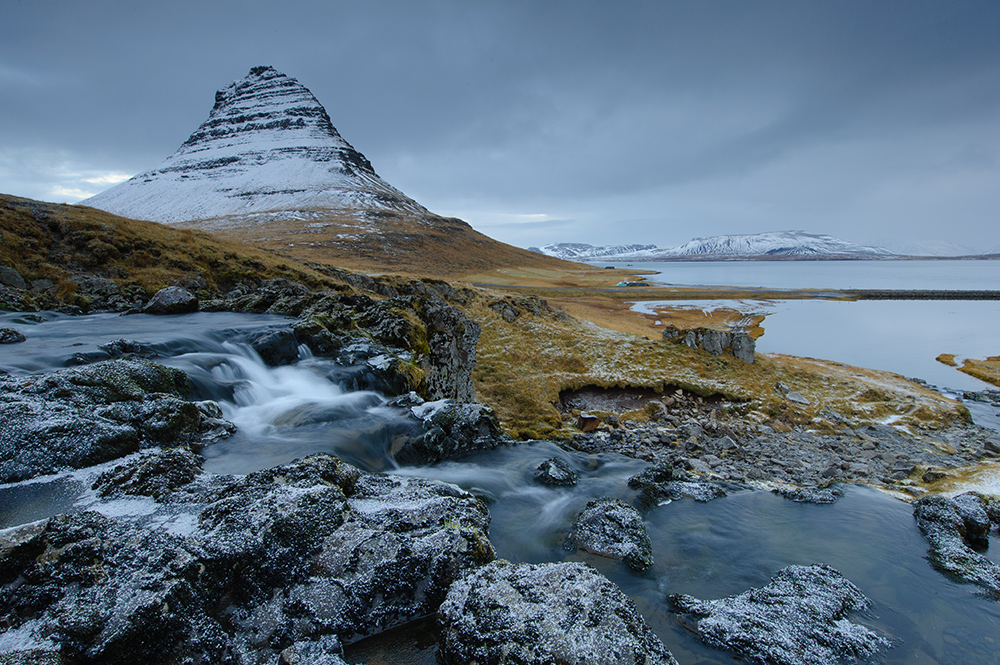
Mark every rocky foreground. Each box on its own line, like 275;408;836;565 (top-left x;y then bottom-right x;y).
2;273;1000;663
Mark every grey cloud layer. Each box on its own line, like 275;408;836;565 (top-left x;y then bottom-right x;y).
2;1;998;253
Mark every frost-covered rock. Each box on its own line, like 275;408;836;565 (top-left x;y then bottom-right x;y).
438;560;679;665
142;286;199;314
662;325;755;364
669;564;890;665
569;498;653;571
629;462;748;505
0;327;25;344
0;360;226;483
773;485;845;504
0;455;495;662
533;456;578;486
395;399;509;465
913;492;1000;598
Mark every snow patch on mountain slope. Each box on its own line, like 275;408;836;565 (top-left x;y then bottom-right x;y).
83;66;426;224
533;231;896;260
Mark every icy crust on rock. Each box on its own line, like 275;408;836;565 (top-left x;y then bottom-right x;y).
0;453;494;663
669;564;890;665
84;66;426;224
0;359;231;484
569;498;654;571
912;492;1000;598
438;560;679;665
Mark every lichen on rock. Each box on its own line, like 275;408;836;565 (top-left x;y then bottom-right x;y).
438;560;679;665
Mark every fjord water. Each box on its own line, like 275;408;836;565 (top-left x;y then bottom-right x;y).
2;312;999;664
599;258;1000;291
608;259;1000;393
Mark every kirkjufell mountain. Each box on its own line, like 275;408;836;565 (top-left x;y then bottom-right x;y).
84;66;567;275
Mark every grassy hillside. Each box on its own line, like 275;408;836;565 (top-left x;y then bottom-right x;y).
0;194;341;307
179;207;581;277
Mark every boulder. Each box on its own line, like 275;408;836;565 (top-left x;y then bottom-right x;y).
569;498;653;571
913;492;1000;598
438;560;679;665
772;485;845;504
247;327;300;366
394;399;509;466
669;564;890;665
629;462;748;505
0;327;26;344
0;455;495;662
142;286;198;315
92;448;203;501
662;326;755;363
533;456;578;486
0;266;26;290
0;360;228;483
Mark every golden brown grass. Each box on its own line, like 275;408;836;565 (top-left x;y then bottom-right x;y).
468;290;967;440
957;356;1000;387
179;208;582;278
0;195;340;302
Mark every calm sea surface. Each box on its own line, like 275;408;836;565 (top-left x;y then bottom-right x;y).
592;258;1000;291
597;260;1000;393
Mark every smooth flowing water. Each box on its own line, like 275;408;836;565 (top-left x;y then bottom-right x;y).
2;312;999;664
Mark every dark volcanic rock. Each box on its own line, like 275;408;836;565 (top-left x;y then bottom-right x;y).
246;327;300;366
142;286;199;314
0;454;495;663
629;462;748;505
773;484;845;504
394;399;509;466
533;456;578;486
419;299;480;403
913;492;1000;598
92;449;204;501
0;266;26;290
569;498;653;571
669;564;890;665
0;512;232;665
438;560;679;665
0;327;26;344
0;360;226;483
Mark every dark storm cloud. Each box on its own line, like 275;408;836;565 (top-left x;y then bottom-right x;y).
2;0;999;253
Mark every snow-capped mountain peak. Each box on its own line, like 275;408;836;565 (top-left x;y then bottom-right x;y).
83;66;425;224
534;231;896;261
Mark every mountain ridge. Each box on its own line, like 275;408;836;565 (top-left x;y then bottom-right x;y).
533;231;898;261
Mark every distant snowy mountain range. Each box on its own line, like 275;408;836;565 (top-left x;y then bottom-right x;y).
531;231;898;261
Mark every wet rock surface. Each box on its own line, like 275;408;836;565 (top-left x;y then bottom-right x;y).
0;359;230;483
567;389;993;492
142;286;199;315
628;461;750;505
394;398;510;466
772;484;845;504
912;492;1000;598
437;560;679;665
669;564;891;665
0;327;26;343
569;497;653;571
533;456;578;486
0;454;494;664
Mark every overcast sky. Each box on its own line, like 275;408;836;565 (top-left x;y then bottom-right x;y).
3;1;999;254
